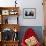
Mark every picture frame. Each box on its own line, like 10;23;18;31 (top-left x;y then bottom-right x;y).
9;10;18;15
2;10;9;15
23;8;36;19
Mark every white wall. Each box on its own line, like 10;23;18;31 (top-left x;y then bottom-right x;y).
18;0;44;26
0;0;44;26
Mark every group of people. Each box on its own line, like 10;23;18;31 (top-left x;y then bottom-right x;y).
25;11;34;16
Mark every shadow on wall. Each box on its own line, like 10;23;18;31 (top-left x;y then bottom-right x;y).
18;26;43;44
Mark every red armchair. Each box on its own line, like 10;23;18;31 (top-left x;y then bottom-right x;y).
21;28;41;46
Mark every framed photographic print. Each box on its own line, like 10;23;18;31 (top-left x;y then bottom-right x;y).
23;8;36;19
9;9;18;15
2;10;9;15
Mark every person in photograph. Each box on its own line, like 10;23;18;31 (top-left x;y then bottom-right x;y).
29;11;34;16
25;11;28;16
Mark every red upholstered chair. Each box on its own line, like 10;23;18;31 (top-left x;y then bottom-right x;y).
21;28;41;46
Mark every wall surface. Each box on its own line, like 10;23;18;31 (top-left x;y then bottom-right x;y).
18;0;44;26
0;0;44;26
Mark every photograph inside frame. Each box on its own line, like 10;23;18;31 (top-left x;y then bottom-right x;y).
23;8;36;19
